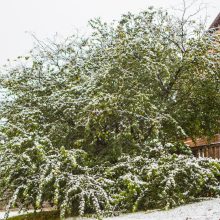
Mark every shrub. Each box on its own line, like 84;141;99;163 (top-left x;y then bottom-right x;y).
1;142;220;219
0;145;112;219
106;153;220;212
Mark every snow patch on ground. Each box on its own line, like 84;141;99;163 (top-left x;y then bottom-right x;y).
68;198;220;220
104;198;220;220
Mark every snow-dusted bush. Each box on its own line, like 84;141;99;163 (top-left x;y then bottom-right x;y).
0;7;220;219
105;152;220;212
1;143;220;219
0;145;113;219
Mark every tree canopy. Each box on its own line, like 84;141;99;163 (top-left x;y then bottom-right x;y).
0;7;220;219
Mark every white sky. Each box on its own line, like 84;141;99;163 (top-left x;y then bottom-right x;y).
0;0;219;66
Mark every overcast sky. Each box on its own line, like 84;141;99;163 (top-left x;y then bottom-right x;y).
0;0;219;66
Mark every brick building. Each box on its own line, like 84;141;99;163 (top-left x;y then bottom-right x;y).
186;13;220;159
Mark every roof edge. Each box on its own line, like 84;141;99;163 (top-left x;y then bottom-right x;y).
209;12;220;29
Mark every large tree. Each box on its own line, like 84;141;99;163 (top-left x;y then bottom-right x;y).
0;7;220;219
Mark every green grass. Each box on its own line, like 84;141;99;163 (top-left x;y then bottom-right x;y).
8;211;60;220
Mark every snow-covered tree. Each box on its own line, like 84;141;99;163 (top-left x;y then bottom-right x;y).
0;7;220;219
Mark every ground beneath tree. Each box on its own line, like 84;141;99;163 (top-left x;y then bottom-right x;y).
102;198;220;220
1;198;220;220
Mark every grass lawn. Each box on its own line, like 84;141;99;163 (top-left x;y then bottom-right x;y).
8;211;60;220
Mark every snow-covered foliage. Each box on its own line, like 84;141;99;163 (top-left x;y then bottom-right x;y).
1;145;220;219
0;145;112;219
0;7;220;219
107;153;220;212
